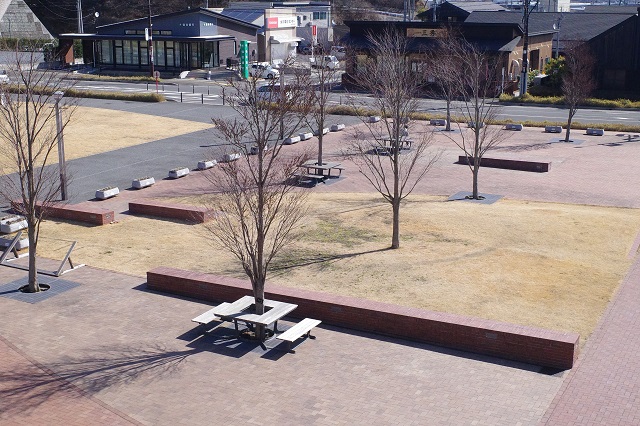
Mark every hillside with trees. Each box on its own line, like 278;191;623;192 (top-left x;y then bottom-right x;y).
25;0;405;36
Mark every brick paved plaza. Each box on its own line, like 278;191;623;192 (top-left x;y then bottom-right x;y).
1;111;640;424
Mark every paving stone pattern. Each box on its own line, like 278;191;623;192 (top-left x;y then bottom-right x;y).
2;111;640;424
0;265;563;425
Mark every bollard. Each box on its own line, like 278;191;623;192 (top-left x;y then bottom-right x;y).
192;85;195;94
180;92;183;103
201;94;204;104
162;83;165;91
207;87;210;95
146;82;149;91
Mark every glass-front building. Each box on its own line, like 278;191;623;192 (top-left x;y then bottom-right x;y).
60;8;259;72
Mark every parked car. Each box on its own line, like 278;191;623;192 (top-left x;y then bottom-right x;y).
299;44;324;55
330;46;346;60
0;70;9;84
250;62;280;79
252;84;294;104
310;55;339;70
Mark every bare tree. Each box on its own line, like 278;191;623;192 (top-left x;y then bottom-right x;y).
0;42;77;293
441;37;510;200
303;56;341;166
348;29;439;250
426;28;462;132
561;42;596;143
203;73;310;340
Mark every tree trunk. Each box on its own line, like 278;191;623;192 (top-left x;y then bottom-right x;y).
391;197;400;249
472;160;480;200
565;110;573;142
27;218;39;292
253;279;266;340
317;123;324;166
445;98;451;131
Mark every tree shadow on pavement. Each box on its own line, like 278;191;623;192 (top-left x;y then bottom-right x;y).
0;342;201;418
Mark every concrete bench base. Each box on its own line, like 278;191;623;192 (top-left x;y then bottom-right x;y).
458;156;550;173
545;126;563;133
586;128;604;136
505;123;524;131
147;267;579;370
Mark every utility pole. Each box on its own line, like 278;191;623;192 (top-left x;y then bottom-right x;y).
77;0;84;33
148;0;155;77
519;0;537;96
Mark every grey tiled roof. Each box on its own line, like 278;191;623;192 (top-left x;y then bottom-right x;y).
448;1;507;12
465;11;634;41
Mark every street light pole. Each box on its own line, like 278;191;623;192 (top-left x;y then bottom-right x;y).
53;91;68;201
553;15;563;58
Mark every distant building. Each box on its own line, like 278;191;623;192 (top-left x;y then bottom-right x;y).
342;20;555;92
59;8;260;72
0;0;52;40
219;1;333;50
465;8;640;92
417;1;506;22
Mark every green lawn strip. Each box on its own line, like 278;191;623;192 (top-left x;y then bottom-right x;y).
327;105;640;133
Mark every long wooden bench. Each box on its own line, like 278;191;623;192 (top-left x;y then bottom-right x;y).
276;318;322;353
293;173;325;186
457;156;551;173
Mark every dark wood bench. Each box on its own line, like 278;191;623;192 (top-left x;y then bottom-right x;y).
293;172;325;184
276;318;322;353
457;156;550;173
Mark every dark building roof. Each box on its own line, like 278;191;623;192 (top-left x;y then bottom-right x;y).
95;8;260;32
465;11;634;41
417;1;506;20
579;5;640;14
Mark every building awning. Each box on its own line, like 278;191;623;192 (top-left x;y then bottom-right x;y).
269;36;303;44
58;33;235;43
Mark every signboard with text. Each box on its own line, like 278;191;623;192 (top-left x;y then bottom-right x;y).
266;16;297;29
406;28;446;38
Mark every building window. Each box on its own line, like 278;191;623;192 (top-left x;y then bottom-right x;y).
114;39;123;64
140;40;148;65
166;41;175;67
125;30;136;35
313;11;327;20
160;30;172;35
123;40;135;65
155;41;165;67
100;40;113;64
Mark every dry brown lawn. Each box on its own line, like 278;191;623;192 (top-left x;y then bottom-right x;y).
36;192;640;345
0;106;213;172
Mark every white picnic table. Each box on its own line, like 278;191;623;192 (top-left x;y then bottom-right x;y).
193;295;298;338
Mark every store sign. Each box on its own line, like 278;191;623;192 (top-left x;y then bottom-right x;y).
266;16;297;29
406;28;446;38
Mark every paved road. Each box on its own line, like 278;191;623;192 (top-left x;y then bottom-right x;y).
72;79;640;126
44;98;363;204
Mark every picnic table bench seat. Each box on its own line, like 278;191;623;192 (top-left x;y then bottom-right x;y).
191;302;230;326
276;318;322;353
